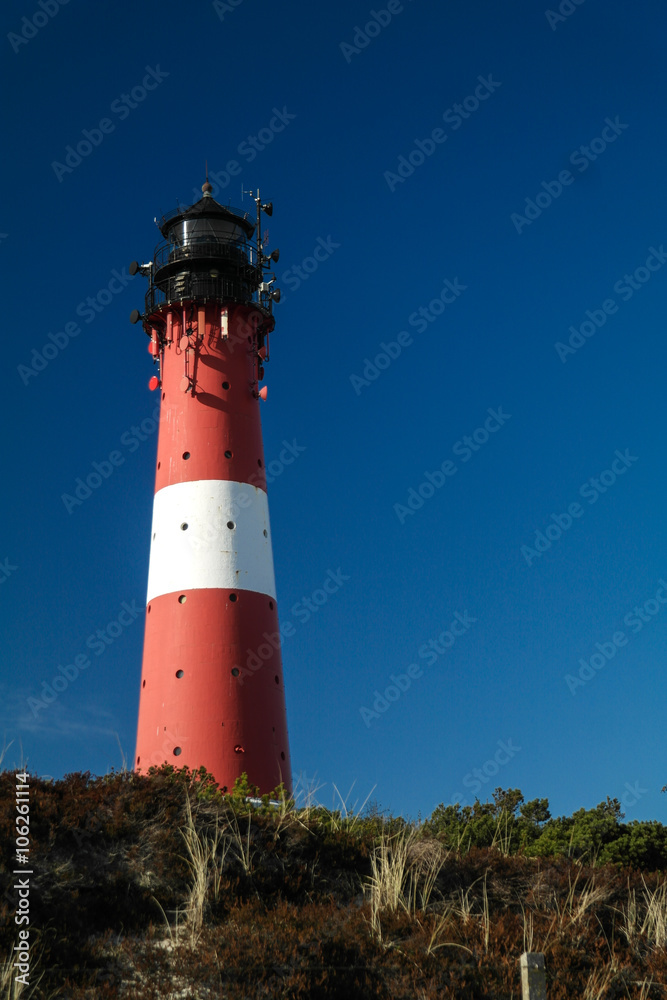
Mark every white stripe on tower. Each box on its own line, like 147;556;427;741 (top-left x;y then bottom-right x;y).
146;479;276;603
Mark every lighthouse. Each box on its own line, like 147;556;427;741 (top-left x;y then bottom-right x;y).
131;178;291;795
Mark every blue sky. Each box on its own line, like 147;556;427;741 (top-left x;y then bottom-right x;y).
2;0;666;823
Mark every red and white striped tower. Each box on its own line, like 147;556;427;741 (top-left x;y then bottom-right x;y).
131;179;291;795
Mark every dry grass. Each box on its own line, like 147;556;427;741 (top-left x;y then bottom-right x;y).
633;978;655;1000
409;838;449;911
455;871;488;925
616;877;667;953
327;781;377;834
481;872;490;953
552;868;611;928
364;826;450;949
289;772;326;823
621;887;640;947
4;768;667;998
0;949;25;1000
365;826;418;941
224;801;254;875
0;939;50;1000
179;797;228;945
583;962;617;1000
423;905;473;958
491;812;514;856
641;877;667;950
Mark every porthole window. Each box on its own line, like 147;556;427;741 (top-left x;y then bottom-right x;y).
183;451;190;460
174;747;182;756
229;593;237;602
178;595;187;604
176;670;184;678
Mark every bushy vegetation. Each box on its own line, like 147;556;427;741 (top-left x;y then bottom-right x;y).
0;768;666;998
424;787;667;870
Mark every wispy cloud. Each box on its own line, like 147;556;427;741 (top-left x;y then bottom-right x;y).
0;685;118;741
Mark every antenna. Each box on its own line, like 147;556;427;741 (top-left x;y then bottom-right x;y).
256;189;262;295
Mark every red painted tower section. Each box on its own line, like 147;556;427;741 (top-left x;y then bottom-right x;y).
132;181;291;794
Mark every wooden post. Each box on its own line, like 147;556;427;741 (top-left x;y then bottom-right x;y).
520;952;547;1000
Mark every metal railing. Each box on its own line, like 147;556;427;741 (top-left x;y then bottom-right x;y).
146;232;270;313
145;272;262;313
153;236;261;274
